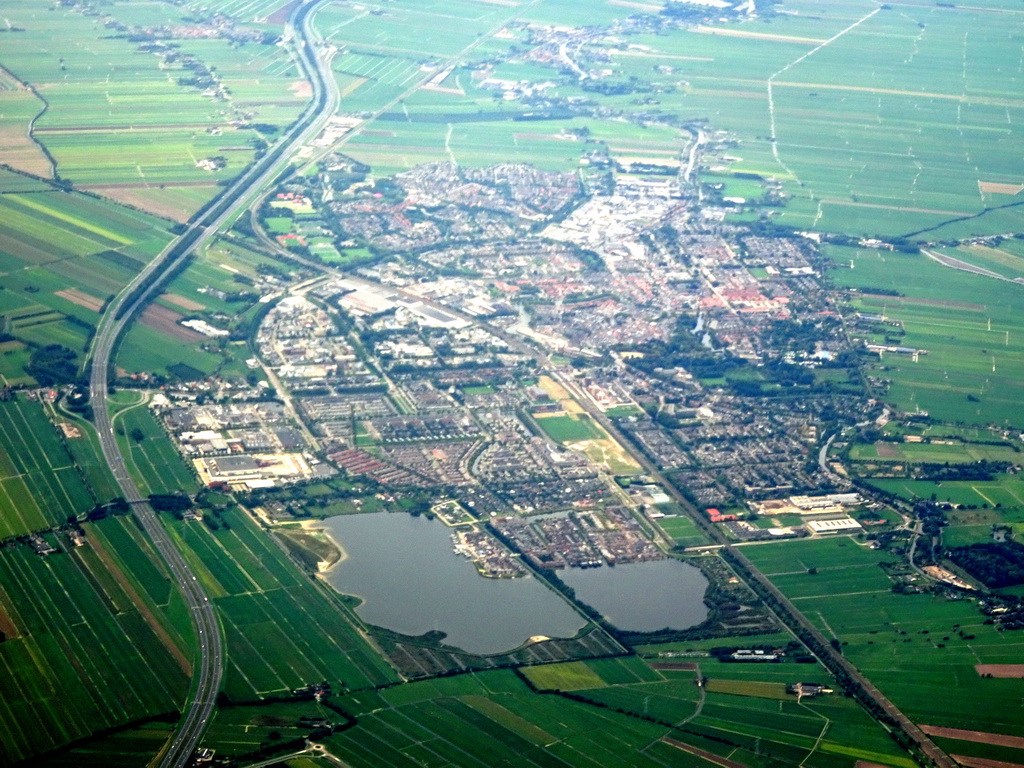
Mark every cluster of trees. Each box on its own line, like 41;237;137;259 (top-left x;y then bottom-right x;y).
948;541;1024;588
625;314;746;381
26;344;79;386
85;498;132;522
914;501;949;539
148;493;192;515
914;460;1011;483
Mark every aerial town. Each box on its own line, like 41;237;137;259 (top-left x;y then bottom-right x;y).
141;139;892;585
4;0;1023;766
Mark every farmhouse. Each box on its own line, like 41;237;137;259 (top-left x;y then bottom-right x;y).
29;534;57;556
730;649;781;662
787;682;833;698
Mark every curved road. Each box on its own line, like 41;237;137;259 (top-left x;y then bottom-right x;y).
85;2;338;765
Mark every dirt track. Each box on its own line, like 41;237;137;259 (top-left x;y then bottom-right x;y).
649;661;697;671
920;725;1024;750
953;756;1024;768
140;304;205;343
975;664;1024;678
161;293;206;312
55;288;104;312
663;738;747;768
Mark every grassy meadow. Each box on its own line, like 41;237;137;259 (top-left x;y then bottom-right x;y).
0;395;97;538
829;245;1024;428
0;0;308;219
0;514;193;765
743;537;1024;742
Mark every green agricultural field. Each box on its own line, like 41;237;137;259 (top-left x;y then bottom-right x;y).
111;233;282;374
635;631;796;657
55;416;121;507
0;184;172;367
743;538;1024;738
866;473;1024;545
0;1;307;218
0;395;97;539
703;678;789;699
849;441;1021;464
555;0;1024;239
829;245;1024;427
0;518;190;765
320;670;679;768
195;700;339;759
33;721;178;768
305;659;913;768
0;340;33;387
113;401;199;496
168;506;397;701
521;660;607;691
117;322;226;380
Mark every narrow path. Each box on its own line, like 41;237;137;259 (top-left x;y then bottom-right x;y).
797;699;831;768
0;62;58;179
676;663;705;727
922;249;1023;285
767;8;881;182
444;123;458;167
559;41;587;81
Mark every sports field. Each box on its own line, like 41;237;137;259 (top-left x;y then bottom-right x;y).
657;512;711;549
535;413;604;443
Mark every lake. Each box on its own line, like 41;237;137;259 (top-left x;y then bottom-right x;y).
559;558;709;632
318;512;586;655
318;513;710;652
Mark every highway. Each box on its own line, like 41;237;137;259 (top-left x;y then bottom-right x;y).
84;1;339;765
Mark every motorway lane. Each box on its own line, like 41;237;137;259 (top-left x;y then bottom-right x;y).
84;2;338;765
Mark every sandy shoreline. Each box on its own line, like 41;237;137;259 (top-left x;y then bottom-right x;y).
298;518;347;571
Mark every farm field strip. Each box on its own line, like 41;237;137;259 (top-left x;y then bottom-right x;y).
162;507;397;701
743;542;1024;734
113;402;199;497
0;0;306;213
0;532;188;764
0;397;96;538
